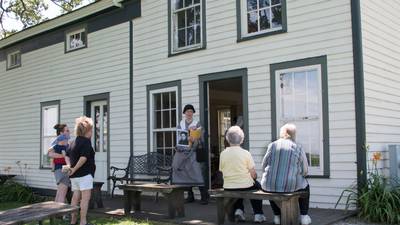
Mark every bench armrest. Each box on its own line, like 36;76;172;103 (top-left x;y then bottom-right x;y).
109;166;129;179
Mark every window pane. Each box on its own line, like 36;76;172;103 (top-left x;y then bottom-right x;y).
186;27;195;46
171;109;177;127
175;0;183;9
155;111;162;129
43;106;58;136
154;93;161;110
171;92;176;109
94;106;100;152
307;70;319;116
103;105;108;152
294;72;307;117
42;137;54;167
195;25;201;44
194;0;200;3
156;132;163;148
187;8;195;26
259;9;270;30
247;0;258;11
259;0;270;8
247;12;258;33
184;0;193;7
178;29;186;47
195;6;201;25
271;0;281;5
162;92;170;110
271;5;282;28
165;131;172;148
80;32;86;45
177;10;185;28
162;111;171;128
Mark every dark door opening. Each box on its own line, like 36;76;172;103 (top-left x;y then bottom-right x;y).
205;77;243;189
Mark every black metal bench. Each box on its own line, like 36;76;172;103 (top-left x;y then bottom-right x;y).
108;152;172;197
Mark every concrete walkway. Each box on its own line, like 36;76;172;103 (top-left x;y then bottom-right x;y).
90;195;355;225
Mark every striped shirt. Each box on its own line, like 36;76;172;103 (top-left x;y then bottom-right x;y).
261;139;308;192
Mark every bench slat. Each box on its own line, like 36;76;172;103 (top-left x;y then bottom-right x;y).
210;190;305;202
118;183;188;194
0;201;79;225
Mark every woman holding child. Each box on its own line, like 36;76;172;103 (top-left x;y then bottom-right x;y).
172;104;209;205
48;124;71;204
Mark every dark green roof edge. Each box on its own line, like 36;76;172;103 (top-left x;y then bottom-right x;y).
351;0;367;192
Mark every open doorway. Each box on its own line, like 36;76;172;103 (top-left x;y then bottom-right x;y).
199;69;248;189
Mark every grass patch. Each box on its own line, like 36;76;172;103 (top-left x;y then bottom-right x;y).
24;217;173;225
0;202;28;211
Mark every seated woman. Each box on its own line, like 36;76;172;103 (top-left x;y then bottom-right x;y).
261;123;311;225
219;126;266;223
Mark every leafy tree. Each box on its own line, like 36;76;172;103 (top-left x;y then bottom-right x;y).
0;0;92;39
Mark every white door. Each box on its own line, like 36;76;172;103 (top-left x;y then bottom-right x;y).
91;100;108;190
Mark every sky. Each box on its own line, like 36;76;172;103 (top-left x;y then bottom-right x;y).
4;0;92;32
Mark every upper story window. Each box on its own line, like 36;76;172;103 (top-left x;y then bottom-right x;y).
238;0;287;41
66;28;87;52
6;51;21;70
169;0;206;55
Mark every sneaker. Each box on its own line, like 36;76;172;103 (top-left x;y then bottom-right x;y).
254;214;266;223
234;209;245;222
300;215;312;225
273;215;281;224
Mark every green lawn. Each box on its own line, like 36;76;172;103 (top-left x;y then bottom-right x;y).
0;202;173;225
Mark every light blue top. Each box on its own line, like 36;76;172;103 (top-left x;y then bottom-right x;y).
261;138;309;192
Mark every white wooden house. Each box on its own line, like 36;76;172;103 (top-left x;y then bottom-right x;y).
0;0;399;208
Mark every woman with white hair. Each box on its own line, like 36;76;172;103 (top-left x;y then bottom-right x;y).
261;123;311;225
219;126;266;223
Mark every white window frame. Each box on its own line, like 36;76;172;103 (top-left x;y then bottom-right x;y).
170;0;203;53
40;102;60;169
66;28;87;52
240;0;283;38
149;86;179;154
275;64;324;175
7;50;21;69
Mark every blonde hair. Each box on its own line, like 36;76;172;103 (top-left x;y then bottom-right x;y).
279;123;296;141
74;116;93;137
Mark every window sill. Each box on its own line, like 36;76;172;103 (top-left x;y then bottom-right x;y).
169;45;206;57
65;45;88;54
6;64;21;71
238;28;287;43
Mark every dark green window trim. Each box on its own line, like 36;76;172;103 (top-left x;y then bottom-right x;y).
167;0;207;57
5;49;22;71
236;0;287;42
270;55;330;178
39;100;60;169
64;25;88;54
146;80;182;153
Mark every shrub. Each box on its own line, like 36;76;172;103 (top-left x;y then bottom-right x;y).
0;180;45;203
336;151;400;224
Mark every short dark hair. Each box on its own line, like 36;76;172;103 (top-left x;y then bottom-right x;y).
54;124;67;135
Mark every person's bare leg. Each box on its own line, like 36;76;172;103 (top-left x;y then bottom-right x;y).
79;189;91;225
71;191;81;225
56;183;68;203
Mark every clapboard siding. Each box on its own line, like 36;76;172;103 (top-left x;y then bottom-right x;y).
361;0;400;175
0;22;131;190
132;0;356;208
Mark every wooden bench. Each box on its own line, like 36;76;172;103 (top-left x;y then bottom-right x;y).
118;183;188;219
108;152;172;197
0;201;79;225
210;189;305;225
